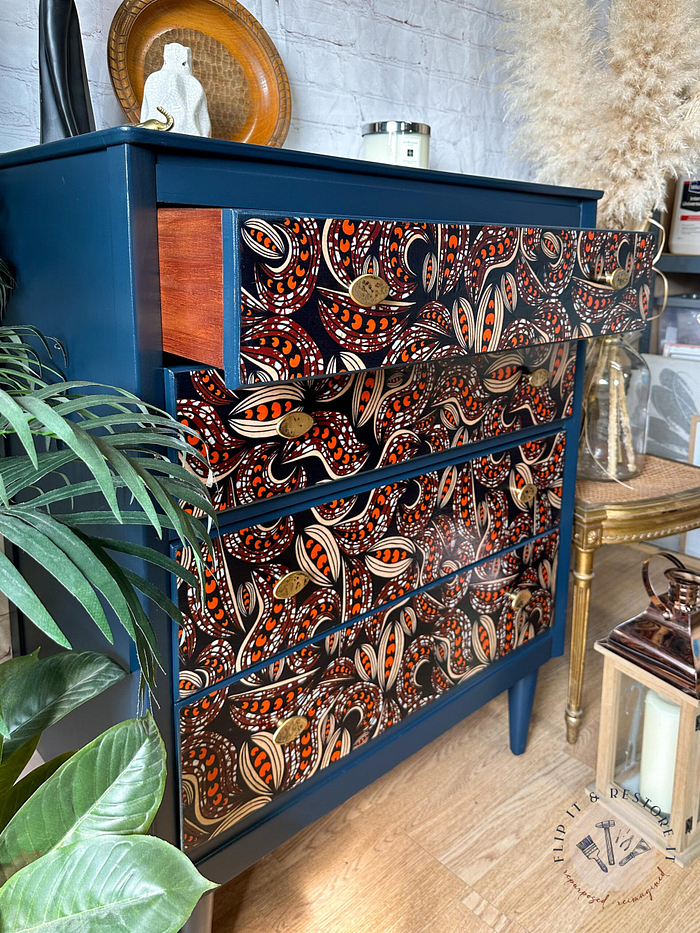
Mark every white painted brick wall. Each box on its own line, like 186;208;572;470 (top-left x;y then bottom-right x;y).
0;0;530;180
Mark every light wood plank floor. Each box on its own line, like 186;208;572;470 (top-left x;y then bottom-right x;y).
213;545;700;933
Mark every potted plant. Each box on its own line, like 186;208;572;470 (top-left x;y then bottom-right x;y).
0;649;215;930
0;261;217;930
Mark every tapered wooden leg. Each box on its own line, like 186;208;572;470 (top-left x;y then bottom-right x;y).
180;893;214;933
508;669;539;755
565;537;597;744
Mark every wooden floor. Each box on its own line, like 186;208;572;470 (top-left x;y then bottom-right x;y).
212;545;700;933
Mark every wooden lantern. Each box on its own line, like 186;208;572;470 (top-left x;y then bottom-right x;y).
594;552;700;867
595;643;700;866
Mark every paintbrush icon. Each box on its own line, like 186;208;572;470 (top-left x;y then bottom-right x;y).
576;834;609;873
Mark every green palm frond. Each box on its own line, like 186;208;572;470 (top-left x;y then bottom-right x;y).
0;320;214;692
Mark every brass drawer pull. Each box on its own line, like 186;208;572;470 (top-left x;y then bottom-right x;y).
349;273;390;307
591;267;630;290
510;589;532;611
527;368;549;388
273;715;309;745
515;483;537;506
276;411;315;439
273;571;311;600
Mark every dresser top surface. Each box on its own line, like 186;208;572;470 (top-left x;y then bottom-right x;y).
0;126;602;202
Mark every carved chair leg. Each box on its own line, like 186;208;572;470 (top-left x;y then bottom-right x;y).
565;538;597;744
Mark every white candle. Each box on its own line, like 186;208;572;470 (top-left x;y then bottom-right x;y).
361;122;430;168
638;688;681;815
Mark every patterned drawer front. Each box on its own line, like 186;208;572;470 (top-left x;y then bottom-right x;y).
176;432;565;695
169;343;575;515
179;529;559;852
158;209;654;387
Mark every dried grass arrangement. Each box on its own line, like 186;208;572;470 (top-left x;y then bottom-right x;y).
500;0;700;229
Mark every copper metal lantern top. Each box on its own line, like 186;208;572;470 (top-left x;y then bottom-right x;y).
599;552;700;696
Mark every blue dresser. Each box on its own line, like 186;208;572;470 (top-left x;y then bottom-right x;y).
0;128;654;887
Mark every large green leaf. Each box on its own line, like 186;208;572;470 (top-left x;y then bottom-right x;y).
0;749;73;833
0;651;125;761
0;651;39;691
0;714;164;881
0;514;113;643
0;736;39;800
0;388;36;468
0;549;69;649
18;512;138;642
17;396;121;521
0;835;216;933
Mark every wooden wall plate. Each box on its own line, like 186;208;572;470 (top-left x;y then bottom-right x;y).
108;0;291;147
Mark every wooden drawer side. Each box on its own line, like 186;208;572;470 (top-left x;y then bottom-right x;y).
158;208;224;367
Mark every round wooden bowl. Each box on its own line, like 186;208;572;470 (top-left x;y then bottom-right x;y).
108;0;291;147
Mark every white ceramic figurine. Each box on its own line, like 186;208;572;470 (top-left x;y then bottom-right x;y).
140;43;211;137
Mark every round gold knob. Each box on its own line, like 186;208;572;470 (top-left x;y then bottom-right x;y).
515;483;537;506
592;267;630;290
527;368;549;388
273;715;308;745
276;411;315;439
273;571;310;600
349;273;390;307
510;589;532;611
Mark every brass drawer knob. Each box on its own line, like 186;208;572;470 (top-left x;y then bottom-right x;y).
349;273;390;307
276;411;315;439
273;715;308;745
273;570;310;600
510;589;532;611
515;483;537;506
527;368;549;388
591;267;630;290
527;367;549;389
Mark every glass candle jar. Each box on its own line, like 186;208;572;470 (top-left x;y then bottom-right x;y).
361;121;430;169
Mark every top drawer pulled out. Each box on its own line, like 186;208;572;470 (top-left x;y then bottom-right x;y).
158;210;655;388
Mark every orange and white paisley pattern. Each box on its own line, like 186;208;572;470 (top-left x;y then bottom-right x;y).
173;343;575;515
176;432;565;695
179;530;558;851
235;215;655;383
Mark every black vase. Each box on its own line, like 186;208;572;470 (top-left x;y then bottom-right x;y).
38;0;96;143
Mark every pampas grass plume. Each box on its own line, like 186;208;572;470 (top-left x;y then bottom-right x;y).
501;0;700;228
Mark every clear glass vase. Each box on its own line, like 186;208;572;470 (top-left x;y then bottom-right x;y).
577;336;650;482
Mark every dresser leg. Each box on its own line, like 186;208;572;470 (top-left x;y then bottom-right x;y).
180;892;214;933
508;669;539;755
565;540;596;744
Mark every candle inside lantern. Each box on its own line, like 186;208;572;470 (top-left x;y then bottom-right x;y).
638;688;681;815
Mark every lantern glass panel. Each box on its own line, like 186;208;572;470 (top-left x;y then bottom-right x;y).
613;672;681;816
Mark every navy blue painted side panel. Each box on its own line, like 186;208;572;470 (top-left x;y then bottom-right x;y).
0;143;180;847
193;632;553;880
0;149;142;741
